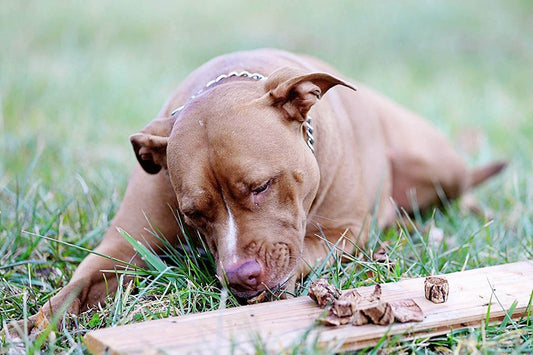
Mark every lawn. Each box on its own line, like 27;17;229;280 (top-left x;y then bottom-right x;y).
1;0;532;353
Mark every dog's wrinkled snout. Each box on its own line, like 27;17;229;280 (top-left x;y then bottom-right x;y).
225;260;262;292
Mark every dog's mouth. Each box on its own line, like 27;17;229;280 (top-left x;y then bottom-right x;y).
230;274;293;305
232;288;278;305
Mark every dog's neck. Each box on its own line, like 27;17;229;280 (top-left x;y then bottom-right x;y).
170;71;266;116
170;70;315;154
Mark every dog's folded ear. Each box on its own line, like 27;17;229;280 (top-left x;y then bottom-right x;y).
264;67;357;122
129;116;176;174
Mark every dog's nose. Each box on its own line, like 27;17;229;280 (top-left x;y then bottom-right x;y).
225;260;262;291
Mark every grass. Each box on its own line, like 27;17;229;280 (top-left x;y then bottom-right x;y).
1;0;532;353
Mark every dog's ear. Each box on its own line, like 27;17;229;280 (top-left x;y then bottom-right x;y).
264;67;357;122
129;117;176;174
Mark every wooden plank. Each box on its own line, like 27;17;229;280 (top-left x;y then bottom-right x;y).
84;260;533;354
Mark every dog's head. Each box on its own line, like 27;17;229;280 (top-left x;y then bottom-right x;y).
130;67;355;300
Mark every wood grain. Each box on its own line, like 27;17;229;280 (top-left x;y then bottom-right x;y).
84;260;533;354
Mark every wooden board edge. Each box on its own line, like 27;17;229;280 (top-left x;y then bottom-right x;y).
85;333;115;355
82;261;533;353
336;305;529;351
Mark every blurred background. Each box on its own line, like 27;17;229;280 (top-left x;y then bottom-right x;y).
2;1;532;184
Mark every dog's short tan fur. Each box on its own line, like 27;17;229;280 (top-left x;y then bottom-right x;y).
21;49;504;331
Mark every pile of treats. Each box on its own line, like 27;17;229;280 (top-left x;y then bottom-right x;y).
308;279;425;326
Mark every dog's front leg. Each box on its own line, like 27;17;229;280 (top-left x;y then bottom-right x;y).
19;165;180;333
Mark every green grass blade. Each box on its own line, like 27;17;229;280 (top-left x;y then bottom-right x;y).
117;228;168;273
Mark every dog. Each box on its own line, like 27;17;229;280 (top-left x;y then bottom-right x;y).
21;48;505;332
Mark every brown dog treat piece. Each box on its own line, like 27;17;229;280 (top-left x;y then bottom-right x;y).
389;299;424;323
318;314;341;326
372;245;388;262
317;304;353;326
425;276;449;303
379;304;395;325
314;284;423;327
339;289;364;303
351;310;370;326
319;312;352;326
361;302;394;325
371;247;396;273
368;284;382;302
331;299;355;318
247;291;266;304
308;279;341;307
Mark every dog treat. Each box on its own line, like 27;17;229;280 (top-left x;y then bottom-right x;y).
424;276;449;303
331;299;356;318
308;279;341;307
367;284;382;302
339;289;364;303
321;308;353;326
389;299;425;322
345;285;393;325
372;245;389;262
351;309;370;326
247;291;266;305
371;243;396;272
361;301;395;325
313;280;424;327
329;288;370;326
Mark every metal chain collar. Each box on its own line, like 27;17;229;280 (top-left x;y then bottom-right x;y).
304;116;315;153
170;70;315;154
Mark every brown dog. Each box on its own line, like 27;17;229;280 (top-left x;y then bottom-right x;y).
22;49;504;331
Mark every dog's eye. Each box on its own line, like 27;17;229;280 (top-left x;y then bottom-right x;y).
252;179;272;195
